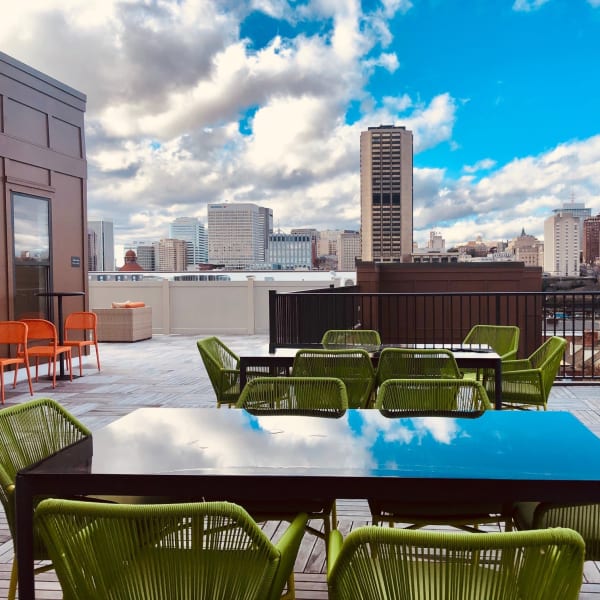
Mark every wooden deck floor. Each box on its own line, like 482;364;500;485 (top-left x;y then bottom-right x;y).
1;334;600;599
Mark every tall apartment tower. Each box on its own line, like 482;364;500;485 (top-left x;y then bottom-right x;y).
88;219;115;271
544;212;580;276
154;238;187;272
583;214;600;264
337;231;361;271
360;125;413;262
169;217;208;266
207;203;273;269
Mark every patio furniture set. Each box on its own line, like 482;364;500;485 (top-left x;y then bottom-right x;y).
0;312;101;403
1;324;597;599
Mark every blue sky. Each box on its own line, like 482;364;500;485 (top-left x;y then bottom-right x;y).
2;0;600;258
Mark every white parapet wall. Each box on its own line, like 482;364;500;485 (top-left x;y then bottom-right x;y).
89;278;336;335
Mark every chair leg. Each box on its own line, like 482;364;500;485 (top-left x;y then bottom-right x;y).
67;351;73;381
95;341;101;371
1;365;5;405
76;348;83;377
8;559;17;600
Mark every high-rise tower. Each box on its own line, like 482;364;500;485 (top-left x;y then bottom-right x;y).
88;219;115;271
169;217;208;266
360;125;413;262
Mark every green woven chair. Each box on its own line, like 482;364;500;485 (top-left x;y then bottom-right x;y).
197;337;269;407
327;526;584;600
462;324;520;380
235;376;347;549
485;336;567;410
374;378;492;416
514;502;600;561
370;378;503;532
35;498;308;600
321;330;381;351
463;324;520;360
0;398;91;600
292;349;375;409
236;376;348;416
376;347;462;386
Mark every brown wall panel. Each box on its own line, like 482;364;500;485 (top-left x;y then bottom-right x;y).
4;98;48;146
50;116;82;158
6;160;50;186
50;171;87;315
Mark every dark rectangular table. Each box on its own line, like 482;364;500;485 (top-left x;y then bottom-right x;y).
16;408;600;599
240;344;503;409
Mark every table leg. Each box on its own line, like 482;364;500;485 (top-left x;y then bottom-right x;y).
240;360;248;391
494;357;502;410
56;296;66;378
15;475;35;600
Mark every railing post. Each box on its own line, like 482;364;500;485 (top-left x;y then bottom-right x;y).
269;290;276;353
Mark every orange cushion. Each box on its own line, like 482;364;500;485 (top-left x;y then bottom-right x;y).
124;302;145;308
111;301;130;308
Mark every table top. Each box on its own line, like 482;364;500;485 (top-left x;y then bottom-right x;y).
35;291;85;297
243;344;501;361
27;410;600;494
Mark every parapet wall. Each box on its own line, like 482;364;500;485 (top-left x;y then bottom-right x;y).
89;278;333;335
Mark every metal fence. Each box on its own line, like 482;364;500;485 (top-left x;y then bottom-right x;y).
269;290;600;380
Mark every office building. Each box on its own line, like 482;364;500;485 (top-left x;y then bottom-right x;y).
544;212;580;276
553;201;591;252
291;228;318;267
207;203;273;269
583;214;600;264
154;238;187;272
427;231;445;251
88;219;115;271
508;229;544;267
267;233;312;269
360;125;413;262
169;217;208;266
126;243;156;271
337;231;361;271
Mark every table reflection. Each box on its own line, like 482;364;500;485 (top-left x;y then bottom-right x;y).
88;409;600;483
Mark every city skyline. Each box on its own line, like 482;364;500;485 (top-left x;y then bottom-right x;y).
3;0;600;251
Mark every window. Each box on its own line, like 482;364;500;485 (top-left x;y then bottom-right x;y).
12;192;51;319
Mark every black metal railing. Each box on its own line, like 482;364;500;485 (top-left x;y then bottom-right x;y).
269;290;600;380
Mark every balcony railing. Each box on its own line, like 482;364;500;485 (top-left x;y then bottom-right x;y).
269;290;600;380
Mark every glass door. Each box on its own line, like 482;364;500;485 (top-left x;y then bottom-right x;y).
12;193;51;319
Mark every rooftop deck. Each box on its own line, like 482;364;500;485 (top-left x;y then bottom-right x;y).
1;334;600;598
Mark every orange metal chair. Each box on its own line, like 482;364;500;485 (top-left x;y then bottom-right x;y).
63;312;101;377
0;321;34;404
19;319;73;388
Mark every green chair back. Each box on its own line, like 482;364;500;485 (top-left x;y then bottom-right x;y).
292;349;375;409
376;348;462;385
375;378;492;415
514;502;600;562
236;376;348;416
197;337;241;406
321;330;381;351
35;499;308;600
487;336;567;410
327;526;585;600
463;324;520;360
0;398;90;600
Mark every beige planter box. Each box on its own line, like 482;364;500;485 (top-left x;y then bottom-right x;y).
95;307;152;342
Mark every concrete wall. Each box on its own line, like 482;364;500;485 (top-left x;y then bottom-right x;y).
89;278;334;335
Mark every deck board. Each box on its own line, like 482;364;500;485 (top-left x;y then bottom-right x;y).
2;334;600;598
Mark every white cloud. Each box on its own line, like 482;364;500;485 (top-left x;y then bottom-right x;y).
463;159;497;174
512;0;551;11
